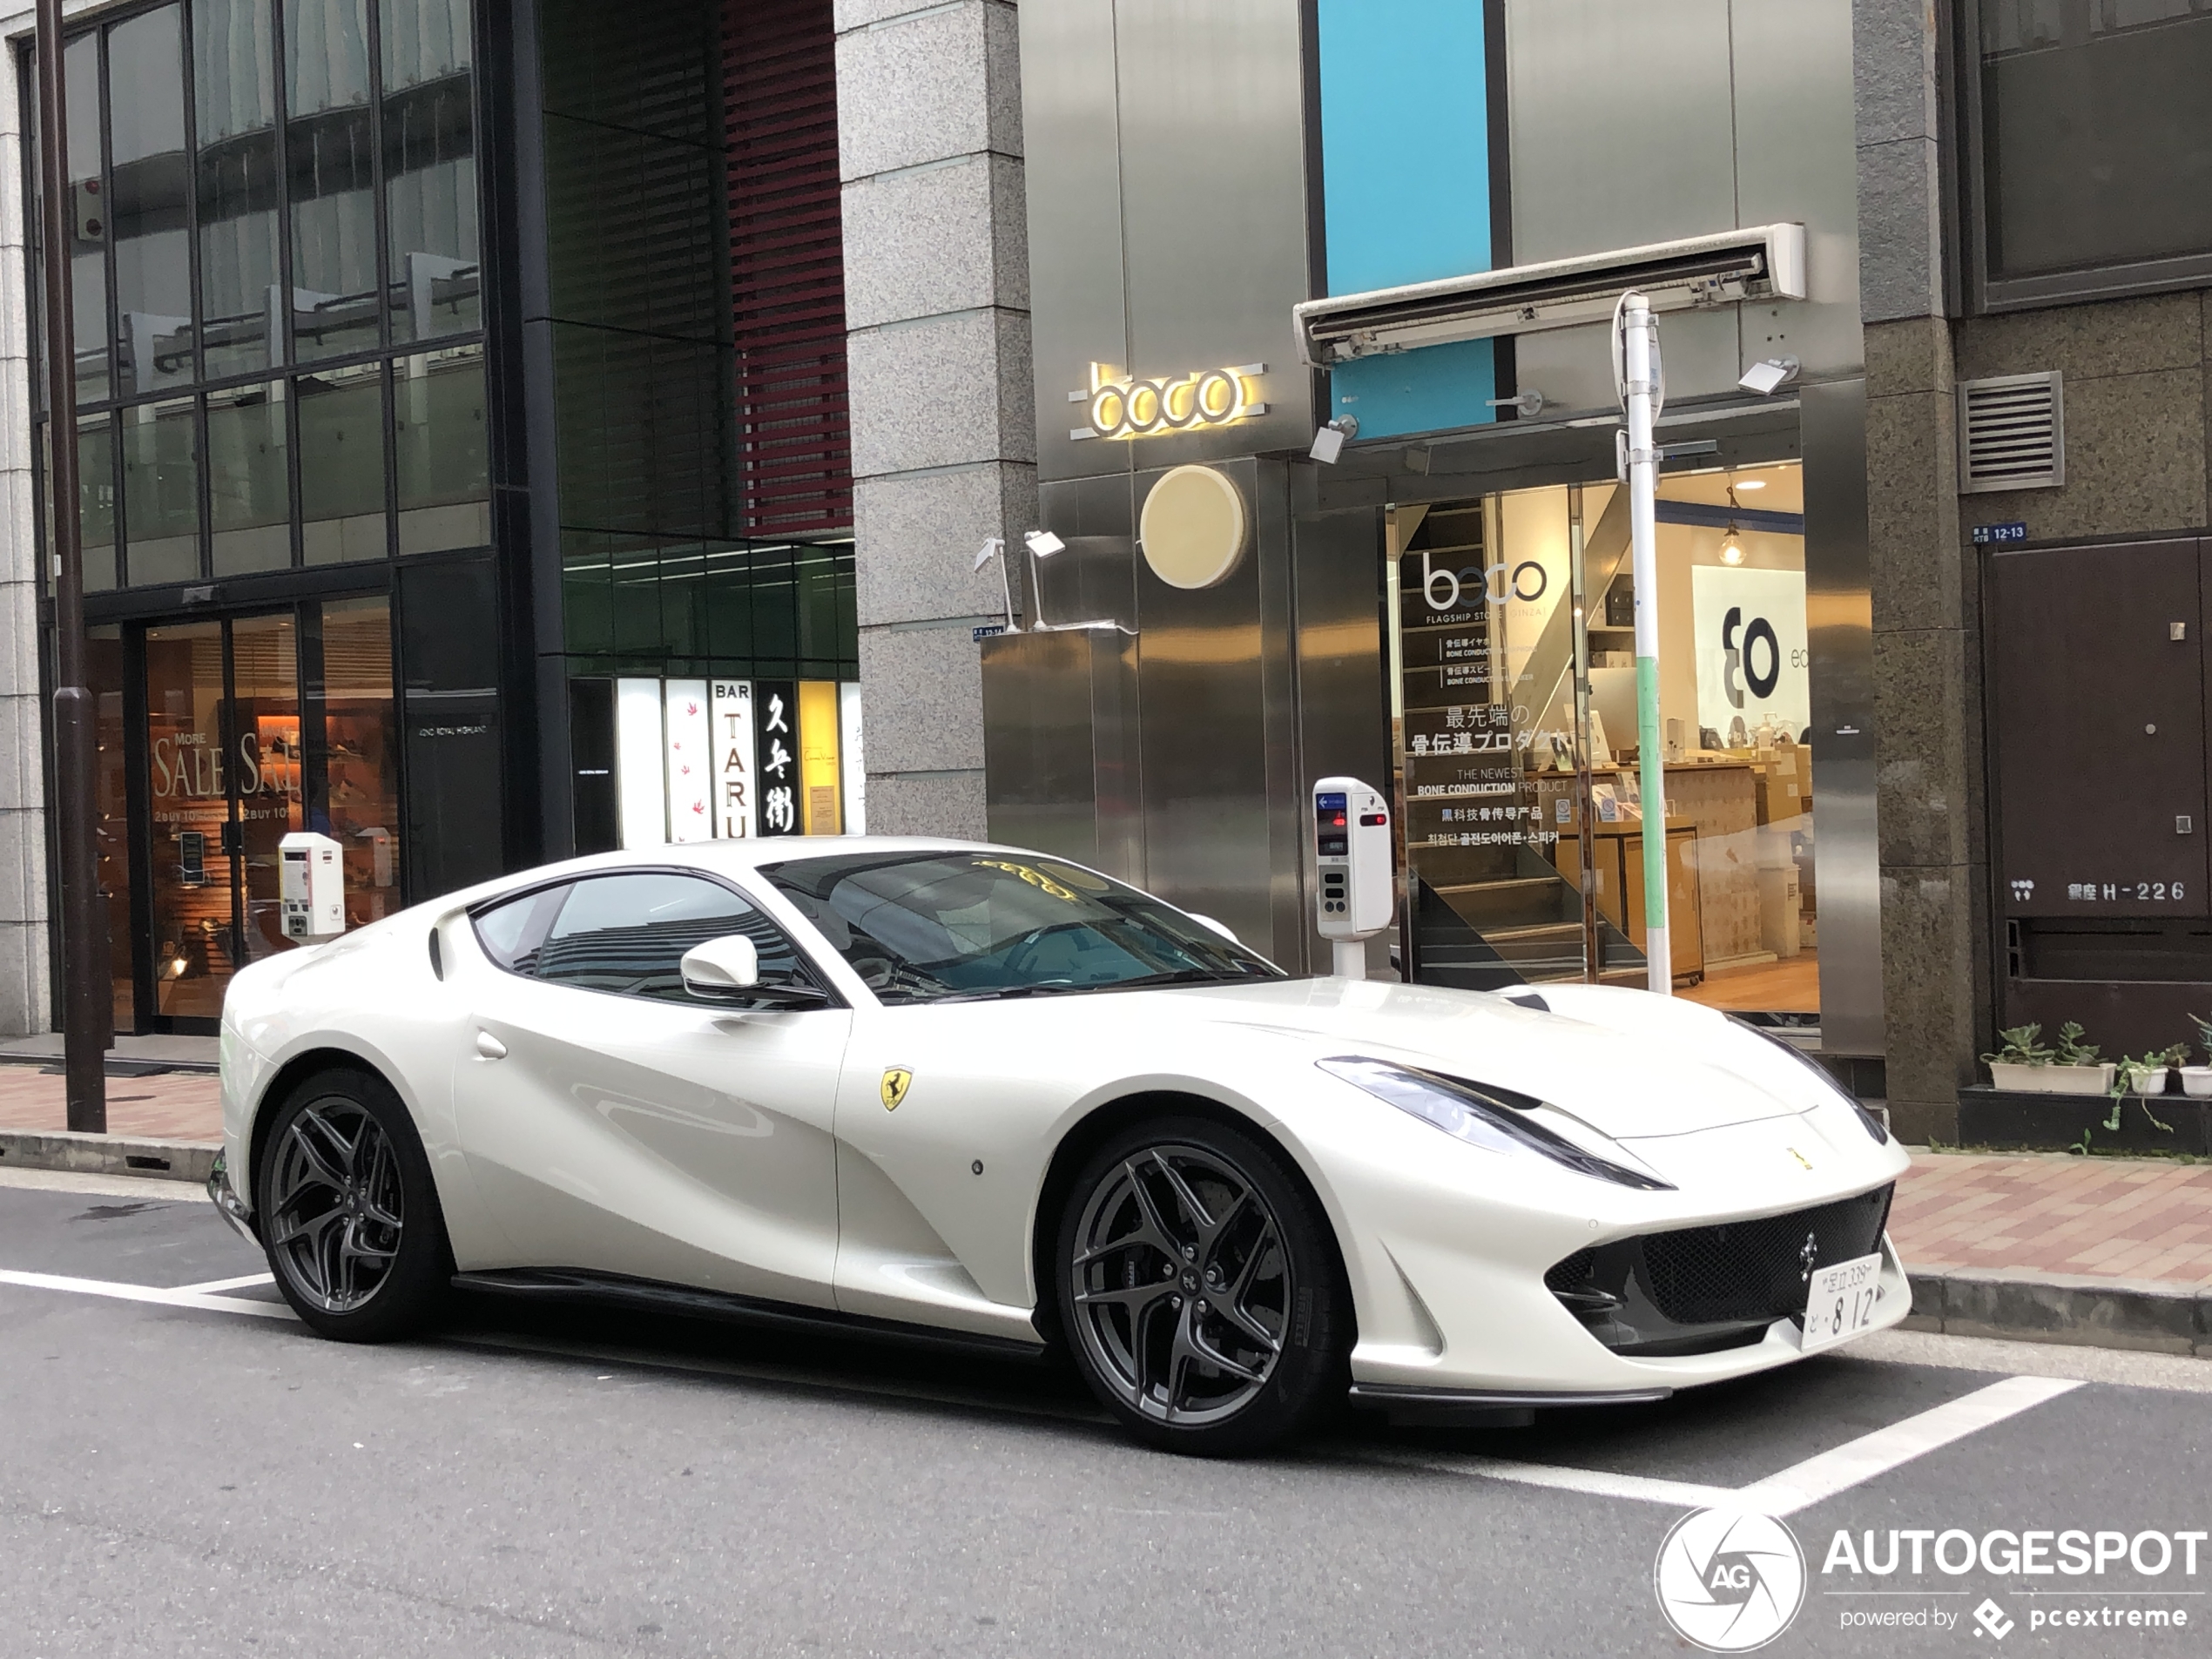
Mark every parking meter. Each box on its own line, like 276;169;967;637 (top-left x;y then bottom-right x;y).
1313;776;1394;979
279;831;347;941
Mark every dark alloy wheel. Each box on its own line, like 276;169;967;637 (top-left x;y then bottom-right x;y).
256;1069;450;1341
1058;1116;1351;1455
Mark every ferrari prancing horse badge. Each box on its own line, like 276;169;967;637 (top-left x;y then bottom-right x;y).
880;1067;914;1111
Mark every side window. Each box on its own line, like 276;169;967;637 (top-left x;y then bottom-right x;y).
470;883;572;974
530;873;813;1004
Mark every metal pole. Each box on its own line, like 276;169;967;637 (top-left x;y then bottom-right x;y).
1568;486;1599;981
1620;293;1670;995
35;0;108;1129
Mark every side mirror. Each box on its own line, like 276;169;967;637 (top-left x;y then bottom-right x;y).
681;934;760;996
680;934;830;1009
1190;914;1241;946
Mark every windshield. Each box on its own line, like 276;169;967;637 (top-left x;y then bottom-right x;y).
761;852;1285;1003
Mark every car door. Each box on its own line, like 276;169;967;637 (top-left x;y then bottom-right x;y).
451;868;850;1308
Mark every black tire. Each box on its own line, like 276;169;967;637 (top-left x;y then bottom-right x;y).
1055;1115;1351;1455
255;1067;450;1341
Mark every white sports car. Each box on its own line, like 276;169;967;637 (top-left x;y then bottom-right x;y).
212;837;1910;1454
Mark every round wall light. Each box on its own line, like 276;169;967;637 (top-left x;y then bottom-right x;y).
1139;465;1248;590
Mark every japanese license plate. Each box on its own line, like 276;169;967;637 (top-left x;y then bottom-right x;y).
1799;1251;1884;1354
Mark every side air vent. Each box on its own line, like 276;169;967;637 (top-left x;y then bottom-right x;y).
1959;371;2064;494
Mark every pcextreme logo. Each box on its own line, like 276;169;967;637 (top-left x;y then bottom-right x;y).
1654;1509;1808;1652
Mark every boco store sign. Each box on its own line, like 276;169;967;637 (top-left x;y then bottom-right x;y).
1069;361;1267;442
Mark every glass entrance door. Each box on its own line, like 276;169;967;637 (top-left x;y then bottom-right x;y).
143;612;303;1025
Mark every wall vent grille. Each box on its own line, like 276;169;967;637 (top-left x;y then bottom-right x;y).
1959;371;2064;494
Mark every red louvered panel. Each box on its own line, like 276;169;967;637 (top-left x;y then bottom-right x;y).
725;0;852;538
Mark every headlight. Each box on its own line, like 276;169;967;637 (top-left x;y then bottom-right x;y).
1729;1015;1889;1144
1318;1057;1674;1191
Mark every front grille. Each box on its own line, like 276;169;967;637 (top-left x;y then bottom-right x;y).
1544;1185;1894;1355
1642;1187;1893;1325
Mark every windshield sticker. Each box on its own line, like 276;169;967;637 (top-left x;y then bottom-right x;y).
974;860;1082;903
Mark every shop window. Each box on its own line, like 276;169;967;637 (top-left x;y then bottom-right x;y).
120;397;201;586
297;362;388;563
393;347;489;552
1392;467;1818;1020
314;597;403;927
382;0;479;343
1972;0;2212;302
285;0;381;361
195;0;283;377
207;381;293;574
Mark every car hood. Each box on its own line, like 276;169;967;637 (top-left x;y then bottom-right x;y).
1130;977;1812;1140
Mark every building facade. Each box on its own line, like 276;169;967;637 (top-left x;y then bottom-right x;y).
10;0;2211;1148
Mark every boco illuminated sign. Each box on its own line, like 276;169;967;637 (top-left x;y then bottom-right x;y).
1069;361;1268;442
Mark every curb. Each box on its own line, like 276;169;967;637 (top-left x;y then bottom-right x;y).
1905;1266;2212;1358
0;1129;218;1184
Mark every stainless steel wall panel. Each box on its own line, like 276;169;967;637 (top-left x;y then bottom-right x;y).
981;625;1140;880
1514;311;1745;424
1130;456;1278;950
1254;460;1306;968
1730;0;1864;380
1802;378;1884;1055
1290;478;1392;973
1019;0;1135;487
1505;1;1738;260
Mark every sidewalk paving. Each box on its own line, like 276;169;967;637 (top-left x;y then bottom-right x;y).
0;1066;224;1143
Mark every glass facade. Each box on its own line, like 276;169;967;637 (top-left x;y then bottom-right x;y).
30;0;489;591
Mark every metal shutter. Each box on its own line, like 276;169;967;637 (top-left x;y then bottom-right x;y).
1958;370;2065;494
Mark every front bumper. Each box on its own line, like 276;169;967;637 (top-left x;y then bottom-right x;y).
206;1150;259;1246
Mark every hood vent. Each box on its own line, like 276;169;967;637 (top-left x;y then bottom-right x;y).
1959;371;2064;493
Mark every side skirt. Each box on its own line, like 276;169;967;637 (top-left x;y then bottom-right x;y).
450;1267;1055;1366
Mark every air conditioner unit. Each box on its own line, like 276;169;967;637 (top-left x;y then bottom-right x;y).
1294;224;1808;368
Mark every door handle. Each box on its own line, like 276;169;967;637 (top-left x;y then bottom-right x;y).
475;1030;508;1060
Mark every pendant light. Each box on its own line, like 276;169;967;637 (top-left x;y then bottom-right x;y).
1719;485;1746;565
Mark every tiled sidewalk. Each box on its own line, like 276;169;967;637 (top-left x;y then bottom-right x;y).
1891;1150;2212;1291
0;1066;223;1141
4;1069;2209;1293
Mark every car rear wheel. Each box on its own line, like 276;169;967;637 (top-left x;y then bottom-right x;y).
256;1069;449;1341
1058;1116;1350;1455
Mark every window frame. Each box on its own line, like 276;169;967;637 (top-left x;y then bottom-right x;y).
1959;0;2212;313
465;864;846;1010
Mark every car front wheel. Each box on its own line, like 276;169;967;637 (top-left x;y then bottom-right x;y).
1058;1116;1351;1455
256;1068;450;1341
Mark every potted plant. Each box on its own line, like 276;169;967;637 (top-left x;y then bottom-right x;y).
2116;1045;2186;1096
2185;1018;2212;1097
2044;1022;2116;1096
1983;1022;2114;1094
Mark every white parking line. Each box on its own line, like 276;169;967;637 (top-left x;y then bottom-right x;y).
0;1264;2090;1510
1411;1375;2084;1515
1737;1374;2083;1515
172;1271;276;1295
0;1267;294;1320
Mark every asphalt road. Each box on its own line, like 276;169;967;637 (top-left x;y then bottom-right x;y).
3;1168;2209;1659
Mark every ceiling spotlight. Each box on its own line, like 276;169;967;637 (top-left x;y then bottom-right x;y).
1735;477;1767;491
1310;415;1359;464
1737;355;1800;395
1023;529;1067;557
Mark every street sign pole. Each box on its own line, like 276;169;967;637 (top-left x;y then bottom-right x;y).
35;0;109;1129
1617;292;1670;995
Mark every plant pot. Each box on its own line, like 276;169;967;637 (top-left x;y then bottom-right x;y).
2042;1062;2117;1096
2124;1067;2174;1097
1987;1061;2048;1091
2181;1066;2212;1098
